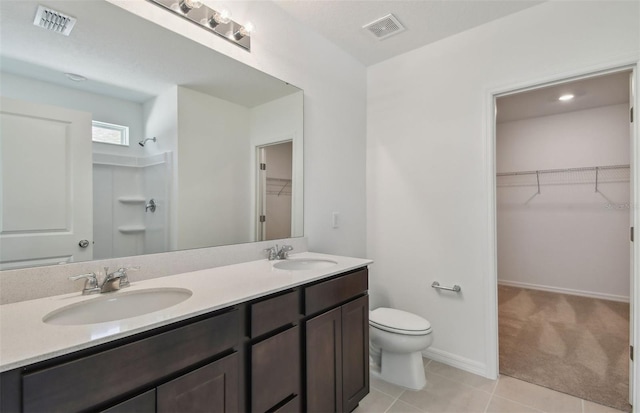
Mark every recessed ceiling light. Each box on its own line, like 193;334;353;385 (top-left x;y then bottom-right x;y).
64;73;87;82
558;94;574;101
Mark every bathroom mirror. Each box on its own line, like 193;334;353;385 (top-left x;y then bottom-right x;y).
0;0;303;270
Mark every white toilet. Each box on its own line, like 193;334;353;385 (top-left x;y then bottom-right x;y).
369;307;433;390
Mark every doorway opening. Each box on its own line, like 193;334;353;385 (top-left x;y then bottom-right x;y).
256;141;293;241
495;69;633;411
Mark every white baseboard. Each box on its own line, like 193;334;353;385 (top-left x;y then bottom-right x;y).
498;279;629;303
421;347;490;378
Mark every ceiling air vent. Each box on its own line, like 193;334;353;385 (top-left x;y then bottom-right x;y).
362;14;405;41
33;5;77;36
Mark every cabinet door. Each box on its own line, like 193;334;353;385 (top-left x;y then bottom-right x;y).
306;306;342;413
342;295;369;412
157;353;239;413
251;326;300;412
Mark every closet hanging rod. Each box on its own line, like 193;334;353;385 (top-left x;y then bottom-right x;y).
496;164;629;177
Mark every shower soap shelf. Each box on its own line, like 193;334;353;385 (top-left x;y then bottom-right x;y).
118;197;146;204
118;226;146;234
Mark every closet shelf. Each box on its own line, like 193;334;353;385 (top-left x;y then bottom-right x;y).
266;178;292;197
496;164;629;177
118;226;146;234
497;164;629;193
118;197;146;204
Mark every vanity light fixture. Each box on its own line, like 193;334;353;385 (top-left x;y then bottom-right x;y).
558;94;575;101
148;0;252;51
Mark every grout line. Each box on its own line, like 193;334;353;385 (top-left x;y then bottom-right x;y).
425;368;494;395
370;375;407;413
482;375;500;413
490;394;546;413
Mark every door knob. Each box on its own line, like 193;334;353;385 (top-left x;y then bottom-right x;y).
145;199;156;213
78;239;90;248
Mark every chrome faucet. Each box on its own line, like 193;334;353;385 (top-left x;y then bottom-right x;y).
100;266;139;293
69;266;139;295
264;246;278;261
276;244;293;260
68;273;100;295
100;267;126;293
264;244;293;260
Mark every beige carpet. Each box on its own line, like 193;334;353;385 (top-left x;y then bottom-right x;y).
498;285;631;412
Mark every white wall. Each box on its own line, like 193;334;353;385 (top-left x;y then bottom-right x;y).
367;0;639;376
176;86;251;249
143;87;179;249
497;104;630;301
144;154;171;255
110;0;367;258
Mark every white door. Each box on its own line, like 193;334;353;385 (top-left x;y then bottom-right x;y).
264;142;292;240
630;70;636;405
0;97;93;269
256;147;267;241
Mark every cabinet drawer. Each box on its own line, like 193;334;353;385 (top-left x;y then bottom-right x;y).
23;309;240;413
251;290;299;337
305;268;368;315
100;389;156;413
251;326;300;412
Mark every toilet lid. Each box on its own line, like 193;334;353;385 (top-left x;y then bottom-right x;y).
369;307;431;335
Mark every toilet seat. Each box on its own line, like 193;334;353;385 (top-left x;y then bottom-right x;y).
370;307;431;336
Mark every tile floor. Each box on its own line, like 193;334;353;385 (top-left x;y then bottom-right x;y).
353;359;627;413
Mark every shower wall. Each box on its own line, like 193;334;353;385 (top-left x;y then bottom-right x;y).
93;153;170;260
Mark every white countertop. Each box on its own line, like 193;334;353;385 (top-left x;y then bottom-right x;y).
0;252;372;372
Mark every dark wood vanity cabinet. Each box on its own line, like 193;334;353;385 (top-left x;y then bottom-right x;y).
305;269;369;413
0;266;369;413
13;308;242;413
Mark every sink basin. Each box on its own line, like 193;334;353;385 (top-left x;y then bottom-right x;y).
273;258;338;271
43;288;192;326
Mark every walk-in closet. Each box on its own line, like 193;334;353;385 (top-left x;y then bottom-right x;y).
496;70;633;412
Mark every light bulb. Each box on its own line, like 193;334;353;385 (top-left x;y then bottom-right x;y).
206;9;232;28
558;94;574;101
233;22;254;40
178;0;203;14
241;22;254;36
216;9;231;24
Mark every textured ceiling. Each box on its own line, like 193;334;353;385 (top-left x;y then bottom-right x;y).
273;0;545;66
